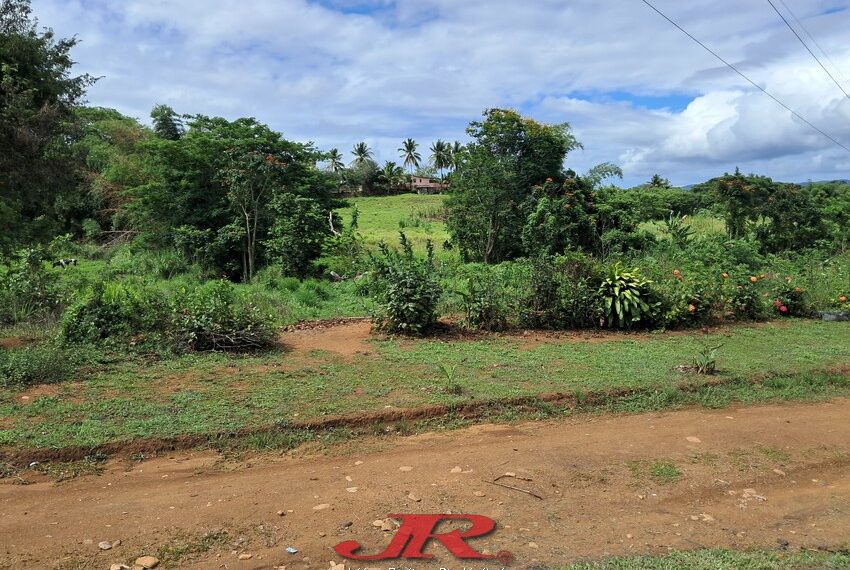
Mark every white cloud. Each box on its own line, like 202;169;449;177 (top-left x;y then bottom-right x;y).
30;0;850;185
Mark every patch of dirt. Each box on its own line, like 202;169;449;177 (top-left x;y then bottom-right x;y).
1;399;849;569
278;320;375;357
13;384;63;405
0;337;27;349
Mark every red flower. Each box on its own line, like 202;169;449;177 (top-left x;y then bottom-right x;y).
780;305;788;314
773;299;782;307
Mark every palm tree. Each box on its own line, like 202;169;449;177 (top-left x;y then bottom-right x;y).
398;138;421;176
326;148;344;173
351;142;373;165
429;139;451;180
379;161;406;192
449;141;464;171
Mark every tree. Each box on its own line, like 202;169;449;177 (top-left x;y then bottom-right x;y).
429;139;451;180
398;138;421;177
351;141;373;165
326;148;344;173
648;174;671;188
0;0;97;252
266;193;329;277
150;104;183;140
446;109;581;263
219;150;282;281
449;141;464;170
377;161;406;193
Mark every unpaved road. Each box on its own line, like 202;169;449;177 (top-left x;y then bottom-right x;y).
2;399;850;569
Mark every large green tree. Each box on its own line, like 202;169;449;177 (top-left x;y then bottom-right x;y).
0;0;96;252
446;109;581;263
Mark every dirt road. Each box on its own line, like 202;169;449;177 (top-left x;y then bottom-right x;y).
2;399;849;569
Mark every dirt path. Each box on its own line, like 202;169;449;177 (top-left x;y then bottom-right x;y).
2;400;850;569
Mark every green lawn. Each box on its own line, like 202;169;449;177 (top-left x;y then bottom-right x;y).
563;549;850;569
336;193;452;254
1;320;848;450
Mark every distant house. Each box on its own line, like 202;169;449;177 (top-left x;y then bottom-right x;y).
411;176;447;194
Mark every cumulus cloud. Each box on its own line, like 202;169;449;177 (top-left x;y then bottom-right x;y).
29;0;850;185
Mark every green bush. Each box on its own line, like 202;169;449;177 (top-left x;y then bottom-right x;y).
459;269;507;331
598;263;658;329
0;248;63;325
0;342;78;388
173;280;275;352
730;278;769;321
60;280;168;345
771;286;810;317
369;233;442;335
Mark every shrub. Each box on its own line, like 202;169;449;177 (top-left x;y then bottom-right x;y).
598;263;658;329
173;280;275;352
368;233;442;335
0;248;63;325
459;269;507;331
771;286;810;317
730;280;769;321
516;254;602;329
60;280;168;345
0;342;77;388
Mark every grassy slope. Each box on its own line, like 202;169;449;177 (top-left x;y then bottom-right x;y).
1;320;848;449
335;193;452;253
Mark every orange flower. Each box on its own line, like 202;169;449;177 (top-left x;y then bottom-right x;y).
672;269;681;276
794;287;801;293
840;295;848;303
749;276;758;283
688;304;696;313
721;272;729;279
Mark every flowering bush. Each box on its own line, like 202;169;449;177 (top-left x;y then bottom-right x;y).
771;286;810;317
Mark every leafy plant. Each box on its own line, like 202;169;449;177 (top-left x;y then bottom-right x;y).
173;280;275;352
368;233;442;335
0;342;83;388
661;211;695;246
693;343;722;375
437;362;464;395
598;263;657;329
459;271;507;331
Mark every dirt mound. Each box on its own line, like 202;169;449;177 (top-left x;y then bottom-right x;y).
1;399;849;569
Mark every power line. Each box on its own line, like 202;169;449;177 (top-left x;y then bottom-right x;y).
765;0;850;101
776;0;850;89
639;0;850;153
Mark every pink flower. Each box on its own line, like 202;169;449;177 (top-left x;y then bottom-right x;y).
780;306;788;314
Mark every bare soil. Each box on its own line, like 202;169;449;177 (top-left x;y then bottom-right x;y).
2;399;849;569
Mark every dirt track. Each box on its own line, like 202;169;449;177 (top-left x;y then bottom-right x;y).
2;399;850;569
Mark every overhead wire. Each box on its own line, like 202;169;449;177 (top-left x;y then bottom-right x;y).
639;0;850;153
765;0;850;100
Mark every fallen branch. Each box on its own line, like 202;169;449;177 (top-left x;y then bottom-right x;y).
485;479;543;500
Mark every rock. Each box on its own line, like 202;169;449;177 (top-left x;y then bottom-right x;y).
346;487;358;493
373;519;384;528
504;472;516;478
473;491;486;497
313;503;331;511
277;510;286;516
773;469;787;477
98;541;113;550
700;513;715;522
527;542;538;549
341;521;353;528
134;556;160;569
329;562;345;570
110;565;130;570
407;493;420;502
399;466;413;472
354;461;364;466
345;476;353;482
319;532;326;538
238;553;253;560
450;466;462;473
686;436;702;443
626;534;633;539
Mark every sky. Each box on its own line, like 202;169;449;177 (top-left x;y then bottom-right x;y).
29;0;850;186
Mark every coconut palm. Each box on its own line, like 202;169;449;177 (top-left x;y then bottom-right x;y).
326;148;344;173
398;138;421;175
351;142;373;165
449;141;464;170
429;139;451;180
379;161;406;192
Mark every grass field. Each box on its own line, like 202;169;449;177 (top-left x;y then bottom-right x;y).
563;549;850;569
335;193;452;253
2;320;849;450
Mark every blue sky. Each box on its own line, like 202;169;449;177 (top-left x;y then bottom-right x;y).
31;0;850;186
